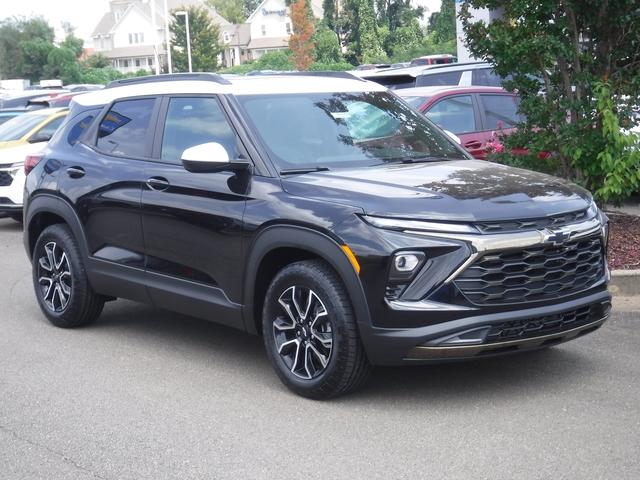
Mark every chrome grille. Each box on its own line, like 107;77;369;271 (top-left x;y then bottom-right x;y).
455;233;605;305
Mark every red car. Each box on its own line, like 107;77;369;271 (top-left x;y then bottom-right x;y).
396;86;524;159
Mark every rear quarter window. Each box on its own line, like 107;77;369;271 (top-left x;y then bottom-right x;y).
415;71;463;87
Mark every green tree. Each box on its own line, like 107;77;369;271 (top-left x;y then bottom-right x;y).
315;27;342;63
170;6;223;72
460;0;640;202
323;0;337;31
384;17;423;57
428;0;456;43
207;0;245;23
0;16;55;81
44;47;82;84
345;0;385;63
83;53;110;69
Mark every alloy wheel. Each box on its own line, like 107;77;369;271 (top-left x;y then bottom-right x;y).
37;241;72;312
272;286;333;380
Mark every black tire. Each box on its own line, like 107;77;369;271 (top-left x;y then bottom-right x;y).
262;260;371;399
32;224;105;328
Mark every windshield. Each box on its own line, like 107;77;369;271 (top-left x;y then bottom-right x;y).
0;113;45;142
237;91;465;170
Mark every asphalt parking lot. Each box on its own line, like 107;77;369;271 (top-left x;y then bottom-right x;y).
1;217;639;480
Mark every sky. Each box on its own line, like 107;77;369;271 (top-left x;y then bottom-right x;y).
1;0;442;46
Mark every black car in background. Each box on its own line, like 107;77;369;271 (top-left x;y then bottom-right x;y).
23;73;611;398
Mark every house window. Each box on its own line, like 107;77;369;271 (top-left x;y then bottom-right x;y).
122;59;130;68
148;57;154;66
140;32;144;43
135;59;141;67
223;32;230;43
261;25;266;36
286;22;291;35
128;33;133;44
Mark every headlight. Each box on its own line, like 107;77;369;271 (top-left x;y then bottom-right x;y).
362;215;479;234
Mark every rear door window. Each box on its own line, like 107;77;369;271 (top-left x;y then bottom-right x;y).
479;94;524;130
96;98;156;157
415;71;462;87
472;68;512;87
424;95;477;134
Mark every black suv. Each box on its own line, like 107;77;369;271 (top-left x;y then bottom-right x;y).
23;73;611;398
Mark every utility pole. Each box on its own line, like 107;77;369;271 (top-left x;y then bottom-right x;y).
164;0;172;73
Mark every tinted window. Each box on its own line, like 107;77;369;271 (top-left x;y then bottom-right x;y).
161;97;238;163
67;112;99;145
32;115;66;140
0;114;46;141
480;94;524;129
425;95;476;134
97;98;155;157
237;91;463;170
472;68;512;87
416;71;462;87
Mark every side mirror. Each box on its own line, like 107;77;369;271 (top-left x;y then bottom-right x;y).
28;133;52;144
443;129;461;145
181;142;250;173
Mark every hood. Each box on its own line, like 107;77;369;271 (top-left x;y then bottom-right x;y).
281;160;592;222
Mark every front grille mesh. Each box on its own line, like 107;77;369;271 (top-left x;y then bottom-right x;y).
0;171;12;187
455;234;604;305
485;303;605;342
475;209;590;233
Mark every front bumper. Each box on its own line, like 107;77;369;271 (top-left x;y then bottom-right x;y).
359;288;611;365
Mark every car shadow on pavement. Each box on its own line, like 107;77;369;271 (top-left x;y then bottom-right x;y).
0;218;23;232
91;299;599;405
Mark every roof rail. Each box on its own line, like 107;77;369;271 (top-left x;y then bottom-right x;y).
245;70;367;82
106;73;231;88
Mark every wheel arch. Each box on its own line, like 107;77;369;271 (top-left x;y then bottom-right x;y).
25;194;89;260
243;225;371;335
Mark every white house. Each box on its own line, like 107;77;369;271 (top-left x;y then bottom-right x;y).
92;0;231;74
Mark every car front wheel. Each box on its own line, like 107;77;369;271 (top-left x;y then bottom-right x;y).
32;224;105;328
262;260;371;399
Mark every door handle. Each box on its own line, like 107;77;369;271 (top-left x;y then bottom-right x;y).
66;166;85;178
146;177;170;191
463;141;483;149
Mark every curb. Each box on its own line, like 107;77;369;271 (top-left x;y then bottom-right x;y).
609;269;640;297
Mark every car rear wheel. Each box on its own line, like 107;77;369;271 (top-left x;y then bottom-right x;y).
33;224;105;328
262;260;371;399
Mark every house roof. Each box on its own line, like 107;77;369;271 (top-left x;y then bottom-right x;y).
92;0;231;38
221;24;251;47
246;36;289;50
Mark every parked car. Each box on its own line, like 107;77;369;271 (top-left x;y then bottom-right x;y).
0;108;68;150
361;62;514;90
26;92;85;110
410;54;457;66
23;73;610;399
0;89;68;109
0;143;45;221
0;109;28;126
397;86;525;159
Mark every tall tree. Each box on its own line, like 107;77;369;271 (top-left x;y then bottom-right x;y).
344;0;385;63
60;22;84;59
289;0;315;70
0;17;55;81
207;0;245;24
461;0;640;202
170;6;223;72
323;0;337;31
429;0;456;43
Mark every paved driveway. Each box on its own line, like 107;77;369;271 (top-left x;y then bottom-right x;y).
1;218;638;480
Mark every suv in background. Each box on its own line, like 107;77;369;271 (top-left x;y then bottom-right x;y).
410;54;458;66
23;73;611;399
397;86;525;159
361;62;512;90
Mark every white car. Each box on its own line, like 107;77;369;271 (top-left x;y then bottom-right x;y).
0;142;44;222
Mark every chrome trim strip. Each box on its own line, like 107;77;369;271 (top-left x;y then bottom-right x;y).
405;216;603;284
386;298;478;312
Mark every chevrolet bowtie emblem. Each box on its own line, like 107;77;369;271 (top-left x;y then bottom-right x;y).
543;229;571;246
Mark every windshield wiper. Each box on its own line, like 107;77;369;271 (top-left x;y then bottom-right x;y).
371;156;460;166
279;166;331;175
